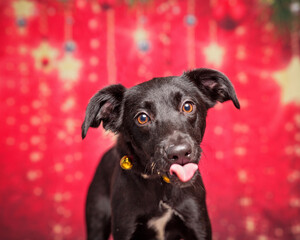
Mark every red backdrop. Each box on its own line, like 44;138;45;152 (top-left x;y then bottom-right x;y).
1;0;300;239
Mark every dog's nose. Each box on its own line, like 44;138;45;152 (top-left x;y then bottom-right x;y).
166;143;192;163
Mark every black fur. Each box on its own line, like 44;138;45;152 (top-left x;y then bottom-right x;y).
82;68;240;240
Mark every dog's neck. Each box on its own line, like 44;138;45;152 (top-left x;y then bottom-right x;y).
116;134;171;183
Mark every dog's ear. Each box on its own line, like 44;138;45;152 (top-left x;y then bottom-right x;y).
184;68;240;109
81;84;126;139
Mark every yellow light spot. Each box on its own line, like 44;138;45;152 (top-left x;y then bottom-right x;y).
233;124;249;133
27;170;42;181
90;39;100;49
295;114;300;127
89;73;98;82
61;97;75;112
273;57;300;105
258;235;268;240
12;0;35;18
264;22;274;32
57;54;82;88
238;170;248;183
32;100;42;109
290;198;300;208
214;126;223;135
295;145;300;156
53;224;63;234
237;72;248;84
57;131;66;140
234;147;247;156
30;136;41;145
291;224;300;234
30;152;42;162
39;82;51;96
92;2;101;13
236;45;246;60
88;19;98;29
54;193;63;202
77;0;86;8
32;41;58;73
30;116;41;125
65;118;80;134
134;29;148;42
203;42;225;67
54;163;64;172
235;26;246;36
245;217;255;232
240;197;252;206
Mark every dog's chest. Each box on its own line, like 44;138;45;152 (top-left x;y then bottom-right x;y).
146;202;183;240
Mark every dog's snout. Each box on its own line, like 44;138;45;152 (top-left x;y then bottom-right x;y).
166;143;192;163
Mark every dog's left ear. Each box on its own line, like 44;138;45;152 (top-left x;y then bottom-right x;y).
81;84;126;139
184;68;240;109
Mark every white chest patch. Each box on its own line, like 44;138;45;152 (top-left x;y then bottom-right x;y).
147;202;181;240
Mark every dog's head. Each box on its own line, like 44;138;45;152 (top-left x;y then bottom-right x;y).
82;68;239;187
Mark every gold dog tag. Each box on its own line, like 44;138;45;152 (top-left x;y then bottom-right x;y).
120;156;133;170
162;175;170;183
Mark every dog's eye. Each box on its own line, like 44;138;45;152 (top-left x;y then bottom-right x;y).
182;102;194;113
136;113;150;125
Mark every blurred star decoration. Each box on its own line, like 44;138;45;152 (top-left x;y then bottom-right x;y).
203;42;225;67
57;53;82;89
12;0;35;33
12;0;35;18
134;28;151;52
32;41;59;73
273;57;300;105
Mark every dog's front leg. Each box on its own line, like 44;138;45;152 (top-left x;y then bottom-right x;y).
178;190;212;240
111;208;137;240
184;206;212;240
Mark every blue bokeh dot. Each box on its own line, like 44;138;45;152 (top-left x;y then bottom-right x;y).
185;14;197;26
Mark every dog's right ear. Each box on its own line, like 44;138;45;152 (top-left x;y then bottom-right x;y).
184;68;240;109
81;84;126;139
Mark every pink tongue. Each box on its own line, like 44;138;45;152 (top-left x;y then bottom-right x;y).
170;163;198;182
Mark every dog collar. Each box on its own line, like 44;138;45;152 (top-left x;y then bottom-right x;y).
120;155;170;183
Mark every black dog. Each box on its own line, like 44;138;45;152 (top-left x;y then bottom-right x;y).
82;68;240;240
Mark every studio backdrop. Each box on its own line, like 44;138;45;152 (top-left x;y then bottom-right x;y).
0;0;300;239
